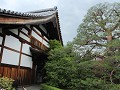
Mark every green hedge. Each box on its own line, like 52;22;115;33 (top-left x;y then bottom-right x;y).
41;84;62;90
105;84;120;90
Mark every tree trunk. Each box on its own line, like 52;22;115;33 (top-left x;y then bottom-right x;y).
106;36;112;41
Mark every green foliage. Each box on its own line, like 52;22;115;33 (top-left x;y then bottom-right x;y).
73;2;120;57
107;39;120;48
45;57;77;88
45;39;120;89
80;78;106;90
49;40;62;50
45;2;120;90
45;40;79;89
41;84;62;90
105;84;120;90
0;77;15;90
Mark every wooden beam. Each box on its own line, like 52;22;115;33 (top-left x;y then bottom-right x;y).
0;33;3;37
0;14;55;25
0;16;30;23
0;34;6;64
18;43;23;68
0;45;32;57
20;30;30;38
23;25;31;34
2;24;22;30
6;30;46;51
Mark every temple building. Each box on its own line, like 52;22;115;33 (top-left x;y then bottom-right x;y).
0;7;62;85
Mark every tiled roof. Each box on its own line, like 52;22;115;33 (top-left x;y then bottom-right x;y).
0;6;63;45
0;6;57;18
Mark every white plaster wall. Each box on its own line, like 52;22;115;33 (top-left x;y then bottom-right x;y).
33;27;42;35
21;28;28;34
44;36;49;41
32;31;42;42
9;29;18;35
43;40;49;47
2;49;19;65
0;36;2;45
20;54;32;68
4;36;21;51
39;25;47;34
0;47;1;54
22;44;31;55
19;33;30;41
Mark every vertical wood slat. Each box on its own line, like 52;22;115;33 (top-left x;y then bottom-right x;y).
0;65;34;86
11;68;18;80
0;66;3;76
7;67;11;78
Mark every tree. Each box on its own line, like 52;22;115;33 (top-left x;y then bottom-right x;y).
44;3;120;89
45;40;79;89
73;2;120;84
74;2;120;57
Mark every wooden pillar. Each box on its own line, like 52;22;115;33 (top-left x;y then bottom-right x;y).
0;32;6;64
17;39;23;85
41;35;44;49
18;42;23;68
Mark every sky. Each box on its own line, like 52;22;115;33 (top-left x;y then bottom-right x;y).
0;0;119;45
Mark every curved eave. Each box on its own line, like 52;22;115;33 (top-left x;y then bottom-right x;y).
55;12;63;45
0;7;57;18
0;14;56;25
0;7;63;45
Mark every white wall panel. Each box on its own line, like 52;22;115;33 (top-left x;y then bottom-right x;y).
44;36;49;41
0;36;2;45
0;47;1;54
20;54;32;68
43;40;49;47
21;28;28;34
22;44;31;55
20;33;30;41
32;31;42;42
2;49;19;65
9;29;18;35
0;47;1;55
39;25;47;34
33;27;42;35
4;36;21;51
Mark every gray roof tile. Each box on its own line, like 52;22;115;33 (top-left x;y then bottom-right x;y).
0;6;57;18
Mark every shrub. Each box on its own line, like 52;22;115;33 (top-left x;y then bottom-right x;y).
0;77;15;90
105;84;120;90
79;78;106;90
41;84;62;90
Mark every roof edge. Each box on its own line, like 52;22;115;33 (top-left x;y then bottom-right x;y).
28;6;58;13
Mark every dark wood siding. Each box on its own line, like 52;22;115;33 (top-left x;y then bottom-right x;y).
0;64;35;85
0;25;50;86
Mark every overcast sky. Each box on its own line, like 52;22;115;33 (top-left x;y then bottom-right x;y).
0;0;119;45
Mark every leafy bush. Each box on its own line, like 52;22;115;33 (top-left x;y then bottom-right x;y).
41;84;62;90
0;77;15;90
45;40;79;89
105;84;120;90
45;40;120;90
79;78;106;90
